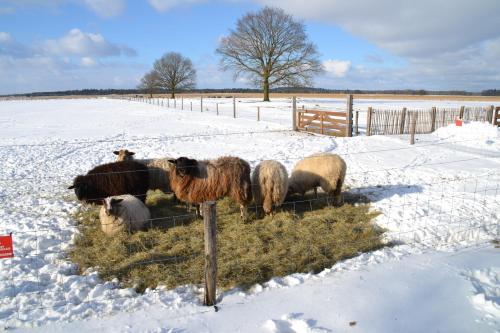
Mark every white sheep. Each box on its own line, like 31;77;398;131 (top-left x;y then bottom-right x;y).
99;194;151;236
252;160;288;215
288;153;346;205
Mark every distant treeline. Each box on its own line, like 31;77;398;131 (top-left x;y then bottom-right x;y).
3;87;500;97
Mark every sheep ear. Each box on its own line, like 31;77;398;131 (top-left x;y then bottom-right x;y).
113;151;119;155
167;159;177;165
68;185;75;189
127;151;135;156
114;198;124;204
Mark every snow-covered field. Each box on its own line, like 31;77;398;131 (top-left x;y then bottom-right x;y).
0;97;498;332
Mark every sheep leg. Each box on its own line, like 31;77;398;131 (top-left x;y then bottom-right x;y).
240;205;248;221
333;178;344;206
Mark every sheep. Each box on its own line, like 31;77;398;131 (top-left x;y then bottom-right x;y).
113;149;135;161
252;160;288;215
99;194;151;236
68;161;149;205
113;149;172;194
168;156;252;218
288;153;346;205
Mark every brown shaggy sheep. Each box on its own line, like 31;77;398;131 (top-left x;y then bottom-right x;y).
168;156;252;218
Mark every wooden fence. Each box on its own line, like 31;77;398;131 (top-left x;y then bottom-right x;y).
293;95;353;137
366;105;495;136
297;110;351;136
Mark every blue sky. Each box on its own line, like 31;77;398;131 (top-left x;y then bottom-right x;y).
0;0;499;94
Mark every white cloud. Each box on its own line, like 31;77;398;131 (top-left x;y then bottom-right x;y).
0;32;11;43
0;30;140;94
80;56;97;67
323;59;351;78
41;28;136;57
148;0;207;12
82;0;125;18
256;0;500;58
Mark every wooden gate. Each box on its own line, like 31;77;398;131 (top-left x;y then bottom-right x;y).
297;109;351;137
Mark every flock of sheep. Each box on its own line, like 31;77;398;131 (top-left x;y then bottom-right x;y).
68;150;347;236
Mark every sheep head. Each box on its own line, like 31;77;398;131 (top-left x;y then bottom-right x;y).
168;157;199;177
113;149;135;161
68;175;88;200
103;197;124;216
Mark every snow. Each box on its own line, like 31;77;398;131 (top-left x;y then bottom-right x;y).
0;97;498;332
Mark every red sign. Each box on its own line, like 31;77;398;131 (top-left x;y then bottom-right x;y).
0;234;14;259
455;119;463;127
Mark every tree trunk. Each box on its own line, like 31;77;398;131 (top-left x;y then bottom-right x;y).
263;76;270;102
171;86;175;99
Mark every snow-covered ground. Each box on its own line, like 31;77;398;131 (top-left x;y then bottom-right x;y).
0;98;498;332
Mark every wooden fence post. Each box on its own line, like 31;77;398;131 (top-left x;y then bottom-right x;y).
459;106;465;119
181;98;184;110
400;107;407;134
257;107;260;121
346;94;353;137
174;98;177;109
233;97;236;118
441;108;446;127
494;106;500;126
203;201;217;307
190;101;193;111
216;103;219;116
366;107;373;136
292;96;297;131
410;112;418;145
167;98;170;108
430;107;437;132
201;97;203;112
355;110;359;135
487;105;494;124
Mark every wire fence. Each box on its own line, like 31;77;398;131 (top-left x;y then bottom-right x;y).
0;106;499;328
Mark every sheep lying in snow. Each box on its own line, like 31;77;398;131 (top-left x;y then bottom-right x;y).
99;194;151;236
252;160;288;215
168;156;252;218
288;153;346;205
68;161;149;204
113;149;172;195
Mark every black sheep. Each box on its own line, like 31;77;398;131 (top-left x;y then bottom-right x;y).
68;161;149;204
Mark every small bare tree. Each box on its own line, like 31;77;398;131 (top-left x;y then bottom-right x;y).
152;52;196;98
138;71;158;98
217;6;323;101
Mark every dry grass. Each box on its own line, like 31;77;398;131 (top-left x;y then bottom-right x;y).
69;190;384;292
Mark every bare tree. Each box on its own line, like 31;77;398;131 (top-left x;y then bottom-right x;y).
152;52;196;98
217;6;323;101
138;70;159;98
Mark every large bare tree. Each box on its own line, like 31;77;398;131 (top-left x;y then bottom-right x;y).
138;70;159;98
152;52;196;98
217;6;323;101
